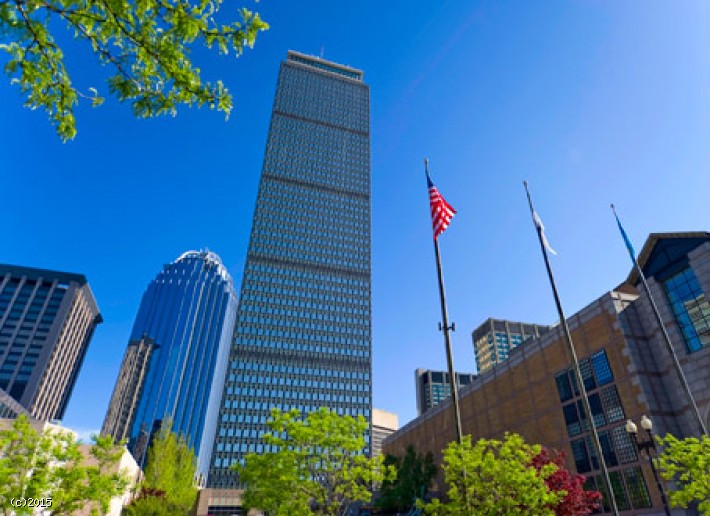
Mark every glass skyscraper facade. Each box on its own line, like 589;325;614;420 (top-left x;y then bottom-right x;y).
102;250;237;479
208;51;372;487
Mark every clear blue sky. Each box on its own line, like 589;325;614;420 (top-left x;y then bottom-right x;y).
1;1;709;437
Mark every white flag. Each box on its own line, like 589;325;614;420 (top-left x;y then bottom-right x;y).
533;210;557;256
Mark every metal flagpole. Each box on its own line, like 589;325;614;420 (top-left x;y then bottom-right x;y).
426;159;464;444
611;205;707;437
524;181;619;516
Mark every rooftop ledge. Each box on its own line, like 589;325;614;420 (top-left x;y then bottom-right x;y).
287;50;364;81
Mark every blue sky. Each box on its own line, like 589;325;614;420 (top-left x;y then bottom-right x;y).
1;1;709;436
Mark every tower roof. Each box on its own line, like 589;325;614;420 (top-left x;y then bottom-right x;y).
175;250;232;284
0;263;88;286
286;50;364;81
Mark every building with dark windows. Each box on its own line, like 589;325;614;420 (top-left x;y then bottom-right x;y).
102;251;237;481
415;368;476;415
384;232;710;515
101;337;154;441
0;264;102;421
208;51;372;488
472;318;549;373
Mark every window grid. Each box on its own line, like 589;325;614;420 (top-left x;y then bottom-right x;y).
556;350;651;513
600;386;624;424
208;54;371;488
623;467;652;509
663;267;710;353
609;471;631;511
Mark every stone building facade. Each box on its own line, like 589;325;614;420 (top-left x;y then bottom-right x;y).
383;232;709;514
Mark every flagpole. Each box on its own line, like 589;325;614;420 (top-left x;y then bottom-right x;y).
611;205;707;437
426;158;464;444
524;181;619;516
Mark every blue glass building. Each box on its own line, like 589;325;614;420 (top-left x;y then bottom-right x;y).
102;250;237;479
208;51;372;487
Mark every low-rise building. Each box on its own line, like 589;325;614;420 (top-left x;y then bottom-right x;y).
76;444;142;516
194;488;247;515
371;408;398;457
0;386;30;418
384;232;710;514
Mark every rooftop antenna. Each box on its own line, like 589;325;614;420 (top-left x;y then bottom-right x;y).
320;46;325;59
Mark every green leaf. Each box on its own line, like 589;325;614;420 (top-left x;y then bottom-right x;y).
656;433;710;514
1;0;268;141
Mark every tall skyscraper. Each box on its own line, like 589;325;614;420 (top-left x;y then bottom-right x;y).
472;318;549;373
0;264;102;421
102;251;237;480
208;51;372;487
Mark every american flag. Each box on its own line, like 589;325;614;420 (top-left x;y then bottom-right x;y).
427;174;456;239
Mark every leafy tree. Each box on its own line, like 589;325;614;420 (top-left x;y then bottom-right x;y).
124;419;198;515
0;414;129;515
420;433;562;516
237;407;396;516
377;445;437;513
123;488;184;515
0;0;268;141
656;433;710;515
531;448;601;515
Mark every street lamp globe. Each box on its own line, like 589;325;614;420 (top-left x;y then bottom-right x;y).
625;419;638;435
641;414;653;432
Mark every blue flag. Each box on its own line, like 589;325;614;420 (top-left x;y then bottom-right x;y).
613;209;636;261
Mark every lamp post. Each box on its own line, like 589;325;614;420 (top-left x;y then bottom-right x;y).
625;415;671;516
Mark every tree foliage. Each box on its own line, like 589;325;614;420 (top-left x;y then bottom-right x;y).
124;419;198;515
0;414;129;515
123;488;185;515
531;448;601;515
420;433;562;516
377;445;437;513
656;433;710;515
0;0;268;140
237;407;396;516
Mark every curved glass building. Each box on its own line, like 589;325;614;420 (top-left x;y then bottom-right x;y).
102;250;237;479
